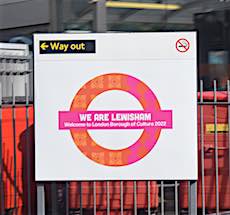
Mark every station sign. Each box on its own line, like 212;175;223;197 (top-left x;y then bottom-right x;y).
34;32;197;180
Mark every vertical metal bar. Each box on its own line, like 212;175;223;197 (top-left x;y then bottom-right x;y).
175;181;178;215
51;182;58;215
79;182;83;215
188;181;191;213
161;181;164;215
25;81;31;215
106;181;110;215
213;80;219;215
65;182;69;215
12;81;17;215
92;0;107;33
134;181;137;215
37;184;45;215
120;181;123;215
0;82;4;215
200;80;206;215
189;181;197;215
93;181;96;215
147;181;151;215
188;181;191;211
227;80;230;176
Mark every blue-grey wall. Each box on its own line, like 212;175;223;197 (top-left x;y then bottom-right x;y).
0;0;49;30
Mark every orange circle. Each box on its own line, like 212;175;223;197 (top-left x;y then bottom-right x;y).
70;73;162;166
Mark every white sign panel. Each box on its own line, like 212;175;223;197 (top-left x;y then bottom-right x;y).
34;32;197;181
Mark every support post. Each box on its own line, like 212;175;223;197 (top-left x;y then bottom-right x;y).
37;184;45;215
92;0;107;33
189;180;197;215
49;0;64;32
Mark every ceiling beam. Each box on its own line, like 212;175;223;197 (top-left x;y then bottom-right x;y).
105;1;181;10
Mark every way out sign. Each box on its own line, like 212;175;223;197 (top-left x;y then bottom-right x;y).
34;32;197;181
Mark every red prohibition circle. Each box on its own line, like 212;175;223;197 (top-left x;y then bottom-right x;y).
176;38;190;53
70;73;162;166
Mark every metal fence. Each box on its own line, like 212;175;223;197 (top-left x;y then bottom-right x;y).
0;51;230;214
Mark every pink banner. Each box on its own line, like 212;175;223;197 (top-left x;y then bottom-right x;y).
59;110;172;130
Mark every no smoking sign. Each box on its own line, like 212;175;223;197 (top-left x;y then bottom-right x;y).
176;38;190;53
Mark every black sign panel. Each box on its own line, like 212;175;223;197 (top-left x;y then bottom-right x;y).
39;40;96;54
